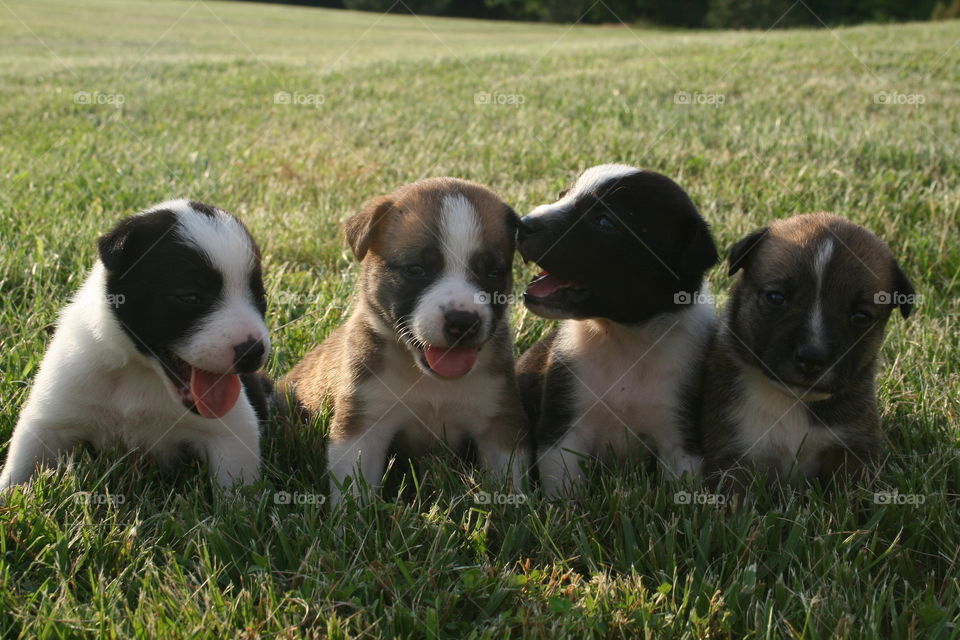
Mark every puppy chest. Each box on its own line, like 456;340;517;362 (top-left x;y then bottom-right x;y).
85;403;205;455
731;389;839;474
106;371;172;416
571;357;681;444
79;371;218;451
357;373;502;447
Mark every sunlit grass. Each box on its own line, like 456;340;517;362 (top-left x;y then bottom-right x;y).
1;0;958;636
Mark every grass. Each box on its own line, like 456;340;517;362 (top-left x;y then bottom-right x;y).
1;0;958;636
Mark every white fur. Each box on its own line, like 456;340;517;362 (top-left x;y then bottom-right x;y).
165;200;270;373
809;237;835;348
0;204;266;491
437;193;482;271
728;365;841;479
537;296;714;496
410;193;493;347
566;164;639;201
526;164;640;220
328;309;523;507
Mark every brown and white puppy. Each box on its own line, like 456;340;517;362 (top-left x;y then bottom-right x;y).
515;165;719;496
700;213;914;487
280;178;527;507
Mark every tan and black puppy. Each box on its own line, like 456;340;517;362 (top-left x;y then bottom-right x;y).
515;165;719;496
700;212;914;487
281;178;527;507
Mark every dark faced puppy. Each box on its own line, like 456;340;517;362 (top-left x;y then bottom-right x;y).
519;166;715;323
515;164;718;496
280;178;527;507
0;200;271;491
700;212;914;487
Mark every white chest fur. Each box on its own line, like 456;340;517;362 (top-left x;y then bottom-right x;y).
554;302;713;465
356;347;504;451
21;336;253;460
327;334;521;506
730;367;840;477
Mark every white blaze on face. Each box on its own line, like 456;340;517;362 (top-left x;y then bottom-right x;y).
525;201;566;222
411;193;491;347
809;237;835;348
526;163;639;220
569;163;638;199
171;203;270;374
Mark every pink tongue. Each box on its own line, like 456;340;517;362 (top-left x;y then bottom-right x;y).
190;367;242;419
423;346;478;379
527;272;574;298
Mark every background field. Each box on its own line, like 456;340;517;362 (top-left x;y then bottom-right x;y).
1;0;958;637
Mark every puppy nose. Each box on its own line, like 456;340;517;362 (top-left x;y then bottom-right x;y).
794;343;828;375
233;338;266;373
443;310;481;344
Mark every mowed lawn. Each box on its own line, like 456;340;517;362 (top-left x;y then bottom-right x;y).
1;0;959;636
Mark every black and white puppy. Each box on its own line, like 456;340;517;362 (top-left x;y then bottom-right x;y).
515;164;718;496
700;213;913;487
280;178;527;507
0;200;271;490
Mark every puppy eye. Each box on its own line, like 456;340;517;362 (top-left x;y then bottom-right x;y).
486;268;505;280
403;264;426;279
176;292;202;305
851;311;874;326
592;215;615;230
764;291;786;307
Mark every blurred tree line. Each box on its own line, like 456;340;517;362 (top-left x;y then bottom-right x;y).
247;0;960;25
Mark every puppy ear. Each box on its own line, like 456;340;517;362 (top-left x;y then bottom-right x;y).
344;196;394;261
681;218;719;278
892;259;915;319
728;227;769;276
97;217;138;272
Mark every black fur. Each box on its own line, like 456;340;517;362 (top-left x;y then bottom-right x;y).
516;166;718;487
241;373;275;424
98;203;270;415
517;168;718;324
100;209;225;359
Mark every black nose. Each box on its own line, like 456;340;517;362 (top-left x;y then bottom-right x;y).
794;343;828;375
517;215;537;238
233;338;266;373
443;310;481;344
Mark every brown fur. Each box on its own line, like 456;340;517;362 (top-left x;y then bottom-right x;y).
280;178;527;503
699;213;913;489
